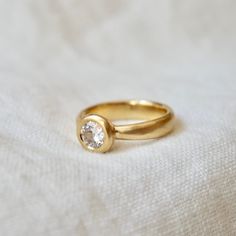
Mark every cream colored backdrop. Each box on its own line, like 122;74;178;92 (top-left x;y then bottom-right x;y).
0;0;236;235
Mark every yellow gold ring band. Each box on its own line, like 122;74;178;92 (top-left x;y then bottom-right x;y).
76;100;175;153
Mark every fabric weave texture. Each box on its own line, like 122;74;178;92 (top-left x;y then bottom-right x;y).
0;0;236;235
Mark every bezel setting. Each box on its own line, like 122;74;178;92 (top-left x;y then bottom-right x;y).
77;115;115;153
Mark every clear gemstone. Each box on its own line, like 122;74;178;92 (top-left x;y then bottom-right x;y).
80;121;105;149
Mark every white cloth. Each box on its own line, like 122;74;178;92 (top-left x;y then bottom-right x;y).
0;0;236;235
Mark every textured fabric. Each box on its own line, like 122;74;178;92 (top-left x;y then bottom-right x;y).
0;0;236;235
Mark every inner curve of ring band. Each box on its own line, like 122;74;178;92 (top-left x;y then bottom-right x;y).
81;101;168;121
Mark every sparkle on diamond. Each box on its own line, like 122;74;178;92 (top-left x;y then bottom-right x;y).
80;121;105;149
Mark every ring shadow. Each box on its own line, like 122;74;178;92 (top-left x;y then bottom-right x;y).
111;118;185;154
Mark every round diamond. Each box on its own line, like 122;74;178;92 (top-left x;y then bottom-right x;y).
80;121;105;149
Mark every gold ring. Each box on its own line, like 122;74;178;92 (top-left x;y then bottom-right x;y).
76;100;175;153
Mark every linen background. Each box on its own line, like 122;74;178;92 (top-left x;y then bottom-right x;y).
0;0;236;235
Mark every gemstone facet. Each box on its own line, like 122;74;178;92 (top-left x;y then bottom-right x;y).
80;121;105;149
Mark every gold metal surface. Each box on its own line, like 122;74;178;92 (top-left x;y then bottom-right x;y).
77;100;175;153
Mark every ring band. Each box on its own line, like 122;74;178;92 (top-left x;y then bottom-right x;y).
76;100;175;153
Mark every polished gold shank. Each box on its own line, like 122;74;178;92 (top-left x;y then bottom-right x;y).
78;100;174;141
